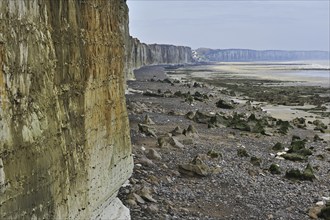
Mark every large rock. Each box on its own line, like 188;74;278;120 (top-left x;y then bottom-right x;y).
0;0;133;219
96;198;131;220
216;99;235;109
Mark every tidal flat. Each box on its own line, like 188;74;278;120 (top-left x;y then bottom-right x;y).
170;62;330;141
119;64;330;219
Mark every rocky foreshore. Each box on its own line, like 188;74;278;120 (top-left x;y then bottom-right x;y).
119;65;330;220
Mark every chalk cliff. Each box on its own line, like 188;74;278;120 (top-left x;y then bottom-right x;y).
0;0;133;219
195;48;330;62
126;37;193;80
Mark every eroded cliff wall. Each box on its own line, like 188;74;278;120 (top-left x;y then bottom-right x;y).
0;0;133;219
195;48;330;62
126;37;193;80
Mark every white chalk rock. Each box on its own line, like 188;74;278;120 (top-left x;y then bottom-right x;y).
96;198;131;220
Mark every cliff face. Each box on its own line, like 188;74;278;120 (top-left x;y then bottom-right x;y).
126;37;193;80
0;0;133;219
195;48;330;62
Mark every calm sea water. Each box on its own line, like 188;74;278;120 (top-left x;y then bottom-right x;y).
208;60;330;85
281;60;329;79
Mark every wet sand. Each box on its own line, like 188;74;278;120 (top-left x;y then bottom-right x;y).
190;62;330;87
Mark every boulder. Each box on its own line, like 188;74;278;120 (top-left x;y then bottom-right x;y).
193;111;212;124
146;149;162;160
185;111;195;120
250;156;262;166
170;126;183;136
143;115;155;125
237;148;249;157
285;163;316;181
292;117;306;128
272;142;284;151
269;164;281;174
183;125;198;138
170;137;184;149
138;124;157;137
178;155;210;176
158;137;169;148
216;99;235;109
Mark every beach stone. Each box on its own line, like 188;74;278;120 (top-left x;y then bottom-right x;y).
170;137;184;149
174;90;184;97
180;138;194;145
144;90;163;97
178;155;210;176
144;115;155;125
237;148;249;157
282;153;306;162
147;149;162;160
185;111;195;120
193;111;212;124
138;124;157;137
138;157;155;167
313;134;324;142
168;110;182;116
147;204;159;213
170;126;183;136
126;199;137;207
285;139;312;160
269;164;281;174
164;90;173;97
313;120;328;132
208;114;230;128
133;193;145;204
272;142;284;151
185;94;194;104
216;99;235;109
158;137;169;148
250;156;262;166
140;186;157;203
285;163;315;181
193;82;203;88
276;120;291;134
207;150;222;158
183;125;199;138
127;101;148;114
292;117;306;128
308;206;322;219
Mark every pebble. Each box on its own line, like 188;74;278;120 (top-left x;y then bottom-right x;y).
139;157;155;167
126;199;137;207
316;201;325;206
147;204;159;213
133;193;145;204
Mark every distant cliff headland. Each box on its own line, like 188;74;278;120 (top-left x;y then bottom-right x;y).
125;37;193;80
193;48;330;62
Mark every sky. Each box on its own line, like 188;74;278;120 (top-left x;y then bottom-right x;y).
127;0;330;51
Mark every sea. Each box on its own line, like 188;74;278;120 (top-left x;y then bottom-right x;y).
277;60;330;79
202;60;330;87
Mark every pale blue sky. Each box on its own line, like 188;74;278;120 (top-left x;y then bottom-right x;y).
127;0;330;51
